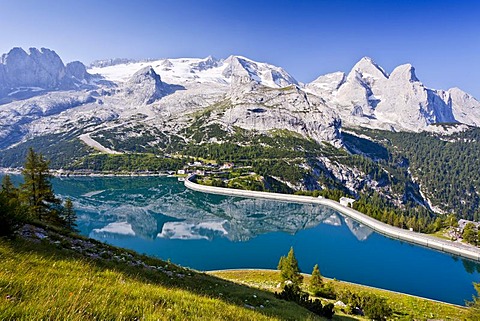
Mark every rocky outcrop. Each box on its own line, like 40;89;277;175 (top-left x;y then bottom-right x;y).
0;47;94;100
223;55;298;88
66;61;91;82
448;87;480;126
123;66;167;105
223;85;342;144
306;57;464;131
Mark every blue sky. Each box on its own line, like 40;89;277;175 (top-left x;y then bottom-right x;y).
1;0;479;97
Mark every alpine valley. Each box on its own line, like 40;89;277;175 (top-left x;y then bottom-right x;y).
1;47;480;222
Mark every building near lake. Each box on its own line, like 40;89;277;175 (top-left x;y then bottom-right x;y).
458;219;480;233
339;197;355;207
219;162;234;170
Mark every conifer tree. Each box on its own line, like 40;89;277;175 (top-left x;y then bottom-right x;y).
0;175;23;236
468;283;480;320
310;264;323;290
277;247;303;286
20;148;61;222
63;198;78;231
1;175;17;199
463;223;477;245
446;214;459;228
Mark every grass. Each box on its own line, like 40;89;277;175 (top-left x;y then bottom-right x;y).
0;224;470;320
0;228;322;321
210;270;469;321
431;228;454;240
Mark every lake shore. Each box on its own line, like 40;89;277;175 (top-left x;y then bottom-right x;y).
185;175;480;262
0;167;173;177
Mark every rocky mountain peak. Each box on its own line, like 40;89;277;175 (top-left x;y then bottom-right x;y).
66;61;90;82
222;55;298;88
129;66;162;84
447;87;480;126
390;63;419;82
124;66;166;104
222;56;252;83
0;47;64;89
351;56;388;80
0;47;95;102
192;55;220;71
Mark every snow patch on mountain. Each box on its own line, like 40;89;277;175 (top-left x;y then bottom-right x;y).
89;55;298;89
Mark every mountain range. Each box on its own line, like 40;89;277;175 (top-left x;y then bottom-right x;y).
1;47;479;219
1;47;479;152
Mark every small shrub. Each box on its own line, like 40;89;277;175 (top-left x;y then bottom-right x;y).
312;282;336;299
339;290;392;320
276;284;335;318
363;295;393;320
322;303;335;319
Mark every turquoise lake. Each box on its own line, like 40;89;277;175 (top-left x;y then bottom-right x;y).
6;175;480;305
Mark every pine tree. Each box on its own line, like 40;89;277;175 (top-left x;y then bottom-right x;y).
278;247;303;286
310;264;323;290
1;175;17;197
63;198;78;231
446;214;459;228
463;223;477;245
467;283;480;319
20;148;61;222
0;175;24;236
1;175;20;207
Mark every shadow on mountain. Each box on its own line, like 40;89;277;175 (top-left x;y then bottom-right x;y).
164;82;186;95
0;88;50;105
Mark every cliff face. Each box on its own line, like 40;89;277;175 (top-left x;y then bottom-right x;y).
0;47;94;102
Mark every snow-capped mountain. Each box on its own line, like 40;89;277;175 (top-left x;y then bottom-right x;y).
0;47;479;159
305;56;480;131
88;55;298;89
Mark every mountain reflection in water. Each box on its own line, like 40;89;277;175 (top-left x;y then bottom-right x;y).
60;176;372;242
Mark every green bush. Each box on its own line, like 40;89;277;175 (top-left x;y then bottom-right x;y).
0;194;24;237
339;290;392;320
312;282;336;300
276;284;335;319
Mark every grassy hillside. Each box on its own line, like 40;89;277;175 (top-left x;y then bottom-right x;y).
0;223;470;320
0;224;321;321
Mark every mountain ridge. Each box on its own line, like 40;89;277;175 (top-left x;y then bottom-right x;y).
1;47;480;221
86;53;480;132
0;47;479;154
